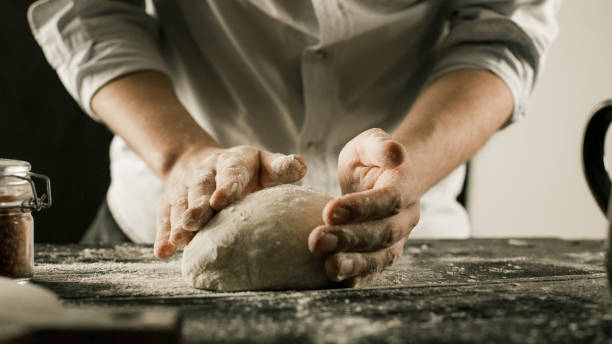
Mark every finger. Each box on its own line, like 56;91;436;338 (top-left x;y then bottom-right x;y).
324;238;406;282
210;147;258;210
309;205;419;255
182;169;216;231
342;273;381;288
259;152;307;187
339;128;406;169
169;189;192;247
154;197;176;259
323;186;406;225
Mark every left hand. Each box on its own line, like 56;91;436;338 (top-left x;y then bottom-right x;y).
308;128;421;287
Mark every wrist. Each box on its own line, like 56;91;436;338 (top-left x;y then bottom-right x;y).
391;69;512;197
159;144;222;182
391;118;436;198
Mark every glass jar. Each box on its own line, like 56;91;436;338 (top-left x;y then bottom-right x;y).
0;159;51;280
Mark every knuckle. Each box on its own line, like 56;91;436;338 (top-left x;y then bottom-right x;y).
335;227;358;250
215;168;251;189
268;155;305;182
382;248;398;268
231;165;250;176
218;154;241;168
376;189;402;216
363;255;379;274
355;224;376;251
169;225;186;239
191;195;210;208
190;173;216;190
357;189;401;220
157;216;170;230
382;221;401;247
386;190;402;213
195;170;216;182
218;165;250;179
171;198;188;208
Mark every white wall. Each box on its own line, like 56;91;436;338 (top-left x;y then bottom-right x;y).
468;0;612;239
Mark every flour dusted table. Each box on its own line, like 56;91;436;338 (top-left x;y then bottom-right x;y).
24;239;612;343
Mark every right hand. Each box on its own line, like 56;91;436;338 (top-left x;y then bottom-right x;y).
154;145;308;258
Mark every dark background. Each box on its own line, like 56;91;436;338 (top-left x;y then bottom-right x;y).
1;1;113;243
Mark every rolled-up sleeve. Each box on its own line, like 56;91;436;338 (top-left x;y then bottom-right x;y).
428;0;560;123
28;0;169;120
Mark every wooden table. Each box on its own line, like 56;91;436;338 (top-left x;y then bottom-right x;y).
28;239;612;343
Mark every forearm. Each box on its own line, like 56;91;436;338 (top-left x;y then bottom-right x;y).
392;69;513;197
91;70;220;179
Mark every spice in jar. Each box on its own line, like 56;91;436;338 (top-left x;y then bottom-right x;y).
0;198;34;279
0;159;51;280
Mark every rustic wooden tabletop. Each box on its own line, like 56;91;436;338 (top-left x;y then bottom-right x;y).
23;239;612;343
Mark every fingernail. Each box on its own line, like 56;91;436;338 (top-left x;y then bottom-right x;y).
332;206;351;224
338;258;354;279
318;233;338;254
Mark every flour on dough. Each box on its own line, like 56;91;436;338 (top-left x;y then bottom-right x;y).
182;184;335;291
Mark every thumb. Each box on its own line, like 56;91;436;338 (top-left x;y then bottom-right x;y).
259;151;308;187
339;128;406;169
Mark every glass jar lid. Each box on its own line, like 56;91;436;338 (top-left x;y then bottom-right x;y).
0;159;51;212
0;159;31;176
0;160;30;187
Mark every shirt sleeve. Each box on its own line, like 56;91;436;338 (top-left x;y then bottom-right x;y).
427;0;561;124
28;0;169;120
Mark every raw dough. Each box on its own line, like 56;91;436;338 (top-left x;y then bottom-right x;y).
182;184;335;291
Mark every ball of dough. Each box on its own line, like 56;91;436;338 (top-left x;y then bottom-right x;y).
182;184;336;291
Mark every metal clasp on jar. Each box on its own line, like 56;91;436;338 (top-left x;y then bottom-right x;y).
13;172;52;212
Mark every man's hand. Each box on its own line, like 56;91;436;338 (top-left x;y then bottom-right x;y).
308;128;420;287
154;146;307;258
307;70;514;287
88;71;308;259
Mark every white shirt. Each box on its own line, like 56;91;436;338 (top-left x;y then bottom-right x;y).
28;0;559;242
